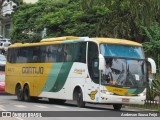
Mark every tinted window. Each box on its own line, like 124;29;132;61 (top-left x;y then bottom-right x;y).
7;42;86;63
100;44;144;59
87;42;99;84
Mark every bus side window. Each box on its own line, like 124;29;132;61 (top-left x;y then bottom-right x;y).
8;48;17;63
78;42;86;63
64;44;73;62
16;48;27;63
56;44;66;62
87;42;99;84
32;47;40;63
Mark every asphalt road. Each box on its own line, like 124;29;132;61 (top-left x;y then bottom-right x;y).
0;95;159;120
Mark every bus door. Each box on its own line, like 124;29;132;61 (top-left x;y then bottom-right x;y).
85;42;100;102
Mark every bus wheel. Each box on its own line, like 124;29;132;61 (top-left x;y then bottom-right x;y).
77;89;85;108
23;85;31;102
15;85;24;101
113;104;122;111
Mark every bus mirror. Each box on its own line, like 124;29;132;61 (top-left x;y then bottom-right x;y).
99;54;105;72
147;58;156;74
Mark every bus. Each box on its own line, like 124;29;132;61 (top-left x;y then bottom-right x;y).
5;36;156;110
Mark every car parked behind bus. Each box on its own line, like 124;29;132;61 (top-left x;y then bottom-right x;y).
0;73;6;94
0;42;11;55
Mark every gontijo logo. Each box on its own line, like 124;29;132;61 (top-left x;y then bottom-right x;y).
22;67;44;74
73;68;85;75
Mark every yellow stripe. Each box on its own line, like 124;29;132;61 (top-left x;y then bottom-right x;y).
105;86;135;96
73;72;82;75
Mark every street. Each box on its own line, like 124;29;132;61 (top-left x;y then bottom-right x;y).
0;94;159;120
0;95;138;111
0;95;150;112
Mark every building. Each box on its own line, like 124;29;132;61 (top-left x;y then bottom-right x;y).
0;0;17;39
0;0;38;39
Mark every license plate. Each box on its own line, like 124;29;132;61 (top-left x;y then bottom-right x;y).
122;98;129;102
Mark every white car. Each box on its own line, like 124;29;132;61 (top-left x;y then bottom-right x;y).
0;38;11;43
0;55;6;71
0;42;11;55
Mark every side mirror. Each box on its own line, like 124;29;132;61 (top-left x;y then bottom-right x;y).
147;58;156;74
99;54;105;72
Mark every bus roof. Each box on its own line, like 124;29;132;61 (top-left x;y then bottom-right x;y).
91;38;142;46
9;36;142;48
41;36;80;42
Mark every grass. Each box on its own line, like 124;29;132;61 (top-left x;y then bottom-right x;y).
127;103;160;112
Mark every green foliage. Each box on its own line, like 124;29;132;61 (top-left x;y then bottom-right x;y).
11;0;101;43
142;22;160;63
141;23;160;100
146;85;157;101
80;0;160;41
11;0;70;42
152;79;160;96
11;0;160;46
13;0;23;6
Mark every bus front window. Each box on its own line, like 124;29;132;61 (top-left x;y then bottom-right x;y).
100;44;147;88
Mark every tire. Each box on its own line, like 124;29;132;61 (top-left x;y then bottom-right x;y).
15;85;24;101
113;104;122;111
23;85;31;102
77;89;85;108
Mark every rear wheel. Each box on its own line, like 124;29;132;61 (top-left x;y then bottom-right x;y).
77;89;85;107
113;104;122;111
15;85;24;101
23;85;31;102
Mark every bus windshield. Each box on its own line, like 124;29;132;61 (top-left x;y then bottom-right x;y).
100;44;147;88
100;44;144;59
101;58;147;88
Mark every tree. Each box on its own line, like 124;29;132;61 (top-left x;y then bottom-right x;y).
80;0;160;42
11;0;99;43
13;0;23;6
11;0;160;44
11;0;69;42
142;22;160;64
152;79;160;97
146;85;157;101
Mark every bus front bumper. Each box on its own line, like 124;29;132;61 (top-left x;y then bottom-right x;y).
100;94;146;105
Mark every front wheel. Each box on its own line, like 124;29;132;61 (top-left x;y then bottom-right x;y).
15;85;24;101
113;104;122;111
77;89;85;108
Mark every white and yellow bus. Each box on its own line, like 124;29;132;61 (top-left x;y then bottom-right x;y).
5;36;156;110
